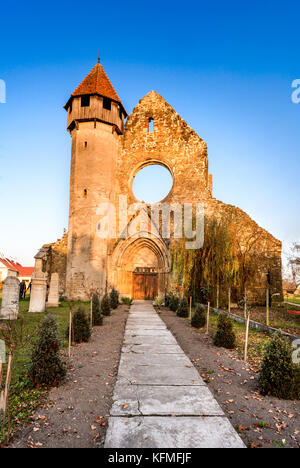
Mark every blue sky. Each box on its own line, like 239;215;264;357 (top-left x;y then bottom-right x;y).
0;0;299;267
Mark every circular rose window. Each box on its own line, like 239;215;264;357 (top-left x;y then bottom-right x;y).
132;164;173;204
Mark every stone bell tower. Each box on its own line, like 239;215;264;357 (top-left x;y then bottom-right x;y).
64;59;127;300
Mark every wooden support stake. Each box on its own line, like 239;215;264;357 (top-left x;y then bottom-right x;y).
216;282;219;309
189;296;192;322
266;287;270;326
244;312;250;362
0;362;3;390
68;307;72;359
2;351;13;424
206;302;210;334
0;362;3;413
244;289;247;319
228;286;231;314
90;297;93;328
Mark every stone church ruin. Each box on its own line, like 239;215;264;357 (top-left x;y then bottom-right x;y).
34;60;282;304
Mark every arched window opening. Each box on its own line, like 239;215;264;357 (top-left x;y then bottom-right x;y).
149;118;154;133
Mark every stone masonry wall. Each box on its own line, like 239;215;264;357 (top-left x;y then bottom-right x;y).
38;234;68;297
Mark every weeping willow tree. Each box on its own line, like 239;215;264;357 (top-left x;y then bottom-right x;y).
170;213;240;306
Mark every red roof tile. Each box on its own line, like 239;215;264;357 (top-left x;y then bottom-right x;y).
17;266;34;277
66;62;126;114
0;258;34;277
0;258;18;272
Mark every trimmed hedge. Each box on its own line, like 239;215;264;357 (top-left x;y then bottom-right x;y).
29;314;66;387
66;306;91;343
259;334;300;400
191;305;206;328
110;289;119;309
169;294;180;312
101;294;111;316
176;297;189;318
213;314;236;349
92;294;103;326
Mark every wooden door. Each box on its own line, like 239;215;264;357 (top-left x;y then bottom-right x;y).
133;273;158;300
132;274;145;300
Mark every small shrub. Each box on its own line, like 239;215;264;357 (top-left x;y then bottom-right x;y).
259;334;300;400
213;314;236;349
92;294;103;326
66;306;91;343
165;293;173;308
176;297;189;318
154;296;163;309
191;304;206;328
101;294;111;316
169;294;179;312
121;297;133;306
29;314;66;387
198;284;210;304
110;289;119;309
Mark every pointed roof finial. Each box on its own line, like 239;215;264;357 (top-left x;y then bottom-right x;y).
98;49;100;64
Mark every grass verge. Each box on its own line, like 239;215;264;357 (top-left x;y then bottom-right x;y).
0;297;89;446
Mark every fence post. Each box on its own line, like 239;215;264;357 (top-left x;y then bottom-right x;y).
244;312;250;362
68;306;72;358
244;289;247;319
189;296;192;322
2;350;13;424
266;287;269;326
90;296;93;328
206;302;210;334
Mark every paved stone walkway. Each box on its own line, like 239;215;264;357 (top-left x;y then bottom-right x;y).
105;301;245;448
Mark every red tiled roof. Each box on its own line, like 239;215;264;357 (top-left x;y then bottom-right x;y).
17;266;34;277
0;258;18;272
65;62;126;115
0;258;34;277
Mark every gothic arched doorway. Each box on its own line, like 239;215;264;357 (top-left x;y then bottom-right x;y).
110;236;169;299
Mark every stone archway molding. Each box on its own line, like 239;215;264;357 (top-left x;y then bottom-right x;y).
111;235;169;273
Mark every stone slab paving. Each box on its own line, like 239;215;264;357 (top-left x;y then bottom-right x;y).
105;301;245;448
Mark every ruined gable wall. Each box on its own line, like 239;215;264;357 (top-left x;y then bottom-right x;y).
117;91;212;204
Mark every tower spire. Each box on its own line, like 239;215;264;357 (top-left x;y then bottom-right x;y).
98;49;100;64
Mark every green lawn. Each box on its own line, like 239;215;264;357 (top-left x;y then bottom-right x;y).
1;297;90;382
205;312;272;365
285;296;300;305
178;307;274;367
232;305;300;335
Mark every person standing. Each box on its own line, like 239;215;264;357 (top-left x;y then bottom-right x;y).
19;280;26;300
